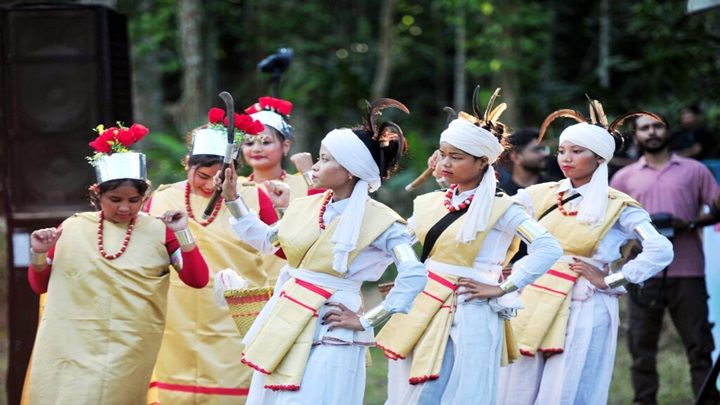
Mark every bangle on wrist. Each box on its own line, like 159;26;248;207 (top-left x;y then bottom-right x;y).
30;249;48;266
362;304;392;329
688;220;697;232
302;170;314;188
274;206;286;219
499;280;518;295
174;228;195;247
605;272;628;289
225;197;250;219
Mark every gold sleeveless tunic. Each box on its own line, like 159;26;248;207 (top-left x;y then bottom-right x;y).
29;212;169;404
147;182;265;404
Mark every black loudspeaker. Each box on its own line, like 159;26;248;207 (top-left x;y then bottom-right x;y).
1;3;133;214
0;4;133;404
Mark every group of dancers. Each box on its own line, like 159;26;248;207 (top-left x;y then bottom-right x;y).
23;88;673;405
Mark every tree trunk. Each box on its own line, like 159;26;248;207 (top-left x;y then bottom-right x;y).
166;0;209;134
371;0;397;100
598;0;611;88
130;0;164;131
453;6;467;112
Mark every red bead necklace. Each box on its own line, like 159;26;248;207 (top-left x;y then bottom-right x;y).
248;170;287;182
318;191;334;230
97;211;136;260
443;184;474;212
557;191;578;216
185;182;222;226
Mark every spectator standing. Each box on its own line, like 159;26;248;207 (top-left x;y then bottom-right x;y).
611;114;720;404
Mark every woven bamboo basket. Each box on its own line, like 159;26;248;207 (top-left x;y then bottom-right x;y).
377;282;394;300
224;287;274;337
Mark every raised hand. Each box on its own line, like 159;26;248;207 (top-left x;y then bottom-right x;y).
290;152;314;174
427;150;444;180
264;180;291;209
157;210;189;232
31;227;63;254
212;162;239;202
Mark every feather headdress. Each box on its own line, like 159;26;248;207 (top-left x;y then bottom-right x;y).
456;86;510;142
538;96;663;142
359;98;410;175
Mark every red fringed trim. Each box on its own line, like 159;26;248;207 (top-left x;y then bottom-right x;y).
409;374;440;385
538;347;564;355
241;357;272;375
519;349;536;357
265;384;300;392
375;342;406;360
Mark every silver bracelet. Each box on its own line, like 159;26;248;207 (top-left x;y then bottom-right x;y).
174;228;195;247
302;170;314;188
30;249;48;266
225;197;251;219
362;304;392;328
605;272;628;289
391;243;419;264
499;280;518;294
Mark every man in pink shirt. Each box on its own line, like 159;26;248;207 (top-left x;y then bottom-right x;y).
611;115;720;405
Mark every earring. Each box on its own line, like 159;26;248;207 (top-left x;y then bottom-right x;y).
348;175;353;180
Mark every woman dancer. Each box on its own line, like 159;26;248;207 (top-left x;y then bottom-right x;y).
496;101;674;404
376;87;562;404
146;108;277;404
216;99;427;404
26;123;209;404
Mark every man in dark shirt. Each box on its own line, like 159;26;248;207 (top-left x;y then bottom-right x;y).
499;127;550;196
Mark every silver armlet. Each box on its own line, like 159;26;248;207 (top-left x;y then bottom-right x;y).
362;304;392;328
269;224;281;248
392;243;418;264
499;280;518;294
225;196;251;219
302;170;314;188
30;249;48;266
174;228;195;247
633;221;661;241
514;219;548;244
605;272;628;289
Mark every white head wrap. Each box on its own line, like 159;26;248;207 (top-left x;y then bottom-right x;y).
440;119;504;243
320;129;382;273
559;122;615;228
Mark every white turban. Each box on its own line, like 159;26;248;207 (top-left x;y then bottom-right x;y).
559;123;615;228
320;129;382;272
440;119;504;243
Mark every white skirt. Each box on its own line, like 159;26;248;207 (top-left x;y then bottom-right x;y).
387;297;504;405
496;282;620;405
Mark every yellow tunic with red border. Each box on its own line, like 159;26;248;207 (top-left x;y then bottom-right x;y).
28;212;170;405
240;173;308;286
510;182;640;356
240;191;404;391
375;191;520;383
147;182;264;405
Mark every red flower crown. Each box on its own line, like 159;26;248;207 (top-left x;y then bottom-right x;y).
244;96;293;117
207;107;264;142
87;122;149;164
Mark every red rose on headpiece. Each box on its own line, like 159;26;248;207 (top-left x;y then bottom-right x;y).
89;137;112;153
223;112;243;128
116;128;135;147
129;123;149;142
245;97;292;117
235;113;264;135
208;107;225;124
